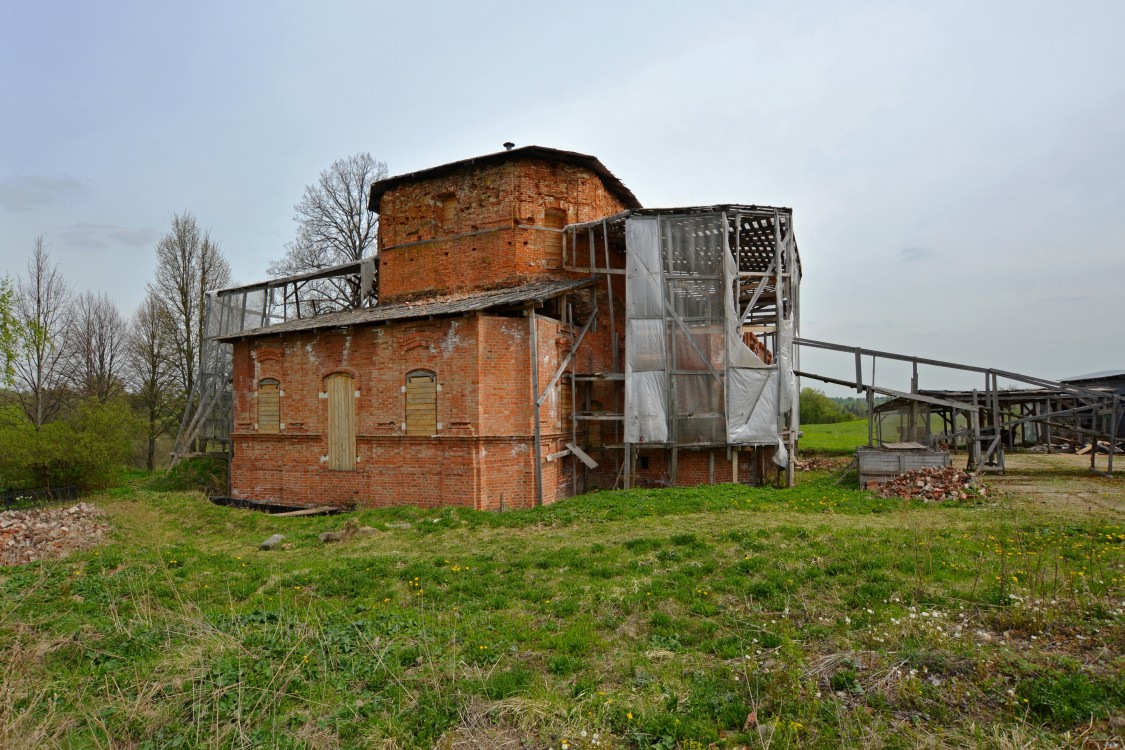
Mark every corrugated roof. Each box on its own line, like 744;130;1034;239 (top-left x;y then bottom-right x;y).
1062;369;1125;383
218;278;594;341
368;145;641;213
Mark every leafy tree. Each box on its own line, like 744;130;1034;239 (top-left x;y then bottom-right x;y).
0;277;18;386
799;387;856;424
269;152;387;309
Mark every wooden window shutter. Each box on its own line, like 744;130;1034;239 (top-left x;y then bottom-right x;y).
588;400;603;449
559;379;572;429
326;373;356;470
544;208;567;269
405;371;437;436
258;379;280;433
440;194;457;228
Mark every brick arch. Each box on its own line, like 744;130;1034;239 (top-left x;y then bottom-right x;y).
321;367;359;382
255;347;282;363
399;330;441;353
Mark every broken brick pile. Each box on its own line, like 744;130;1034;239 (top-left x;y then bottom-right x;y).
794;456;843;472
0;503;109;566
867;466;983;502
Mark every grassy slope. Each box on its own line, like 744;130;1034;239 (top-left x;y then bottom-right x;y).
799;419;870;455
1;463;1123;749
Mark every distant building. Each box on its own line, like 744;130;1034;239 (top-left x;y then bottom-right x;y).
1063;370;1125;437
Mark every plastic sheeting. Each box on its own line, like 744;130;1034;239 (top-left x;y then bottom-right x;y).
624;212;796;449
624;218;667;443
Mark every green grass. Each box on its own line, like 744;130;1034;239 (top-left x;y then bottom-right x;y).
1;465;1123;748
800;419;869;455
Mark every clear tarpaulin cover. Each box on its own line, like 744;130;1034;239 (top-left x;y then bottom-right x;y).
624;213;795;450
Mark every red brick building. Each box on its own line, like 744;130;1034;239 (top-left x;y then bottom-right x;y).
223;146;800;510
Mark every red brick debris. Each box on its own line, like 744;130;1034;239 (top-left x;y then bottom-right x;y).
867;466;983;502
794;456;845;472
0;503;109;566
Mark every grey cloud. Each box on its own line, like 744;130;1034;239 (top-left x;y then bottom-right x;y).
900;246;935;262
56;223;161;250
109;226;162;246
0;175;87;211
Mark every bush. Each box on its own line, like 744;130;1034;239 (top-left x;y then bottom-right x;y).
147;456;228;494
0;397;138;490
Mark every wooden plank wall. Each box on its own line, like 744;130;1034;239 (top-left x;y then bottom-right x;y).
327;373;356;470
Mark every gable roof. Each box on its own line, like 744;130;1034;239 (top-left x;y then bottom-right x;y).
368;145;641;212
217;278;594;341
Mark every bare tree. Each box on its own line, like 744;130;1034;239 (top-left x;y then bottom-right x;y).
126;291;178;470
149;212;231;397
12;236;72;428
268;152;387;309
67;290;126;401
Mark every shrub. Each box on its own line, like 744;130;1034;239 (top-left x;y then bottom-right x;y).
0;397;137;490
147;456;228;494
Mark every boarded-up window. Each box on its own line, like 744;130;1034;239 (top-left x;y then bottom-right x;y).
558;379;572;429
544;208;567;269
258;378;280;433
588;400;603;450
326;373;356;470
439;194;457;228
406;371;437;436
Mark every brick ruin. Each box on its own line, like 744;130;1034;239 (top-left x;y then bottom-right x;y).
220;146;801;510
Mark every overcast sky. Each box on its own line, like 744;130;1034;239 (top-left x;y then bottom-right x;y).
2;0;1123;392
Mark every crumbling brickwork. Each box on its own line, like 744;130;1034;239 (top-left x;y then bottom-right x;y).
377;157;626;302
230;311;583;510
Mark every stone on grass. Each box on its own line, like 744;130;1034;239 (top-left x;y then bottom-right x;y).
259;533;285;550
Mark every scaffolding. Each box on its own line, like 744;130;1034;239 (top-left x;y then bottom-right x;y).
796;339;1125;477
562;206;802;488
171;259;375;464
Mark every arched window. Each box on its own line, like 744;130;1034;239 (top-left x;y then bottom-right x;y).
258;379;280;433
325;373;356;470
405;371;437;436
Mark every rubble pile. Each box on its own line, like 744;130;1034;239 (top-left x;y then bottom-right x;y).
0;503;109;566
867;466;982;502
794;456;843;472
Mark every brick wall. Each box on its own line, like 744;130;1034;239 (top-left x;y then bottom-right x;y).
230;309;585;510
377;157;628;302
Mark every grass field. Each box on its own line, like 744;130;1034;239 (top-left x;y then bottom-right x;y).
2;457;1123;749
799;420;870;455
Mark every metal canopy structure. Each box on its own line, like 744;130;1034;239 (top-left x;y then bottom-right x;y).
563;205;802;488
171;259;376;464
796;338;1124;477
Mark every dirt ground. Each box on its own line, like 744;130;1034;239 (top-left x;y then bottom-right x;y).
969;450;1125;517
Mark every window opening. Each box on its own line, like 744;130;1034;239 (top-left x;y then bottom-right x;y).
258;378;280;433
326;373;356;470
406;371;437;436
439;194;457;229
544;208;567;269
